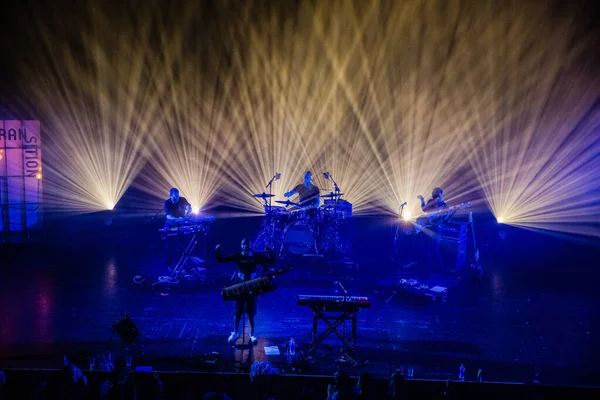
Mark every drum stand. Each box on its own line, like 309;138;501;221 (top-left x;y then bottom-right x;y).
265;219;279;251
323;221;345;255
255;221;277;253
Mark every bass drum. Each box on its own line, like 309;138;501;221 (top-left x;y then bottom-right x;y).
283;223;315;255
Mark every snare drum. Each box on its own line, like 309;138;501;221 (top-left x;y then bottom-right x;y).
282;223;315;254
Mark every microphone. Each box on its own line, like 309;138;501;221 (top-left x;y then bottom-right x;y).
323;172;330;180
266;173;282;188
400;202;407;207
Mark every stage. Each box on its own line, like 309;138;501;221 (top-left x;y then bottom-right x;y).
0;214;599;388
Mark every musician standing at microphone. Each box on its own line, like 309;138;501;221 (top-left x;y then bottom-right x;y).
417;187;454;274
284;171;320;208
216;238;275;345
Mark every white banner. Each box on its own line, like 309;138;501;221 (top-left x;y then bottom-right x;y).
0;120;42;239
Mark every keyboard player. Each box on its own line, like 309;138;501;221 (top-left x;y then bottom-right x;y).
164;188;193;269
216;238;275;345
164;188;192;222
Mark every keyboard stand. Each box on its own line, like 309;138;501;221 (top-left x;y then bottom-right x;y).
309;308;357;354
170;233;201;280
159;232;206;284
153;220;214;295
154;233;206;295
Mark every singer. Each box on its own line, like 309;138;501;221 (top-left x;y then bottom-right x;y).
215;238;275;345
284;171;320;208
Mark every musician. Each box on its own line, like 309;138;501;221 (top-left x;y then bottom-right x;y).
284;171;320;208
164;188;192;269
215;238;275;345
164;188;192;222
416;187;454;274
418;187;448;213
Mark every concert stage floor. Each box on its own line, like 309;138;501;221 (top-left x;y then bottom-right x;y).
0;216;599;387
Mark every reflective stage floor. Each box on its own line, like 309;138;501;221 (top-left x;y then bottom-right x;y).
0;216;598;386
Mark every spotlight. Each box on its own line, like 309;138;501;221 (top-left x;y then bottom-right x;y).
107;203;115;210
402;211;411;221
497;217;504;224
192;206;200;214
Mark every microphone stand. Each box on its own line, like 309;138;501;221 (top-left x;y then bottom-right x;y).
328;174;341;202
395;202;407;240
144;208;164;224
337;280;348;302
265;174;278;208
394;203;408;262
333;280;358;367
264;174;279;249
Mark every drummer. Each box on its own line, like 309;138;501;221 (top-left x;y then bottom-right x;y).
284;171;320;208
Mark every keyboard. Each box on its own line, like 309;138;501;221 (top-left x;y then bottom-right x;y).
159;215;215;235
297;294;371;311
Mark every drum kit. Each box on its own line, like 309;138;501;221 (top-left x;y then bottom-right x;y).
251;191;352;257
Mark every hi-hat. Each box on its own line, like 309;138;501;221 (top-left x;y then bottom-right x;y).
322;192;344;199
275;199;301;207
253;192;275;199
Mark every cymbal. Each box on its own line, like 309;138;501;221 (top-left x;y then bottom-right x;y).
275;199;301;207
253;192;275;199
321;192;344;199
